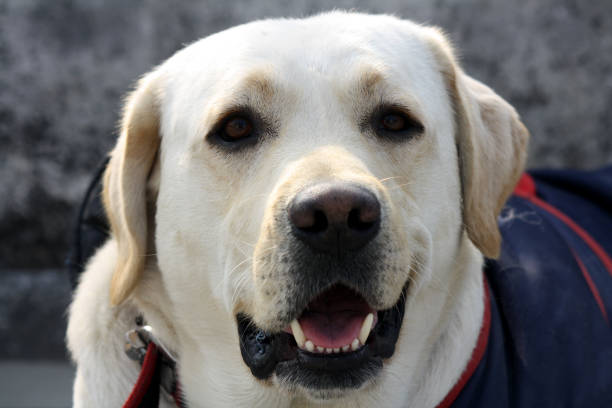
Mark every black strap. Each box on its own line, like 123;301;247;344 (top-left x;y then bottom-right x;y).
65;156;110;290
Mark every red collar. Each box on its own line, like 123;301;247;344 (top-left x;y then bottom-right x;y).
123;325;184;408
435;275;492;408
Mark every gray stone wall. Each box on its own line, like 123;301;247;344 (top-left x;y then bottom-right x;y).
1;0;611;359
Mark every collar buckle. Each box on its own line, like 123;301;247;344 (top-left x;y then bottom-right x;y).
125;322;180;400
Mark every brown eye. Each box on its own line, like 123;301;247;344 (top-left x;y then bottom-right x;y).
372;106;424;141
207;108;263;150
381;113;406;131
223;116;253;140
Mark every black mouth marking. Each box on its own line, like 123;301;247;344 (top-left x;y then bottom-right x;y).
237;285;407;389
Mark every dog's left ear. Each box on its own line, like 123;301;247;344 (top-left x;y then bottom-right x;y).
103;70;162;305
425;29;529;258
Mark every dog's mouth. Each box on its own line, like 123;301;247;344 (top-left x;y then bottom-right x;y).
287;284;377;353
237;283;407;391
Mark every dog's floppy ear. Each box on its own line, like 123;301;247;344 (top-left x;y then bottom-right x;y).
103;71;162;305
426;29;529;258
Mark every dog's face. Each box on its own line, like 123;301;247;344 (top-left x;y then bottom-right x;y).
103;12;527;405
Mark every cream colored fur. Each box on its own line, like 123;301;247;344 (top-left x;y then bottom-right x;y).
67;12;528;408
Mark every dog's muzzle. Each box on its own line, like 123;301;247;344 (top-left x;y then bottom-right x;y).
237;284;407;389
236;182;409;391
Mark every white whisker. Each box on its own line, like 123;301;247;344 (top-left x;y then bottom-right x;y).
388;181;415;191
378;175;405;183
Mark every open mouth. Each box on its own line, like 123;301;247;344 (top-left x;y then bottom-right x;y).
237;283;407;390
286;284;378;353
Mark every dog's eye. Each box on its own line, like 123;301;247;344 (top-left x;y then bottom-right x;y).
222;116;253;141
372;107;424;141
207;110;261;150
381;113;407;131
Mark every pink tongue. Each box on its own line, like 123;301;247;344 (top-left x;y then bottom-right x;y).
299;311;365;349
294;285;375;349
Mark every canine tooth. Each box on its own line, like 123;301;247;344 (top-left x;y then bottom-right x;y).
325;348;333;354
290;319;305;347
333;348;340;353
316;346;324;353
342;344;350;352
305;340;314;352
358;313;374;345
351;338;360;351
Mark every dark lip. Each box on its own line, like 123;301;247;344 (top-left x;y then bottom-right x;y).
236;284;408;384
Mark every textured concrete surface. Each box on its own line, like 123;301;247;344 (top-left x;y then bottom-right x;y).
1;0;611;360
0;269;71;360
0;361;74;407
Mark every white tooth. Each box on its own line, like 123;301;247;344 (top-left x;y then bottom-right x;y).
333;348;340;353
305;340;314;352
342;344;350;352
290;319;305;347
351;338;360;351
316;346;324;353
358;313;374;345
325;348;333;354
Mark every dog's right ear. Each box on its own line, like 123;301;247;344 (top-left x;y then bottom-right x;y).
424;28;529;259
103;71;162;306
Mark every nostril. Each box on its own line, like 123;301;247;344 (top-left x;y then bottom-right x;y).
347;208;377;231
288;201;329;233
302;210;328;233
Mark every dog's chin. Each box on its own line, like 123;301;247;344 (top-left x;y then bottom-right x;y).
292;383;372;402
236;282;408;395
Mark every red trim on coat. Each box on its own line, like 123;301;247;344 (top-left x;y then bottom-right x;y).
435;276;492;408
123;342;159;408
571;249;610;324
514;173;612;324
514;173;537;198
514;173;612;279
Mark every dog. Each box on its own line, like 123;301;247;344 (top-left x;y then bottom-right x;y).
66;11;612;407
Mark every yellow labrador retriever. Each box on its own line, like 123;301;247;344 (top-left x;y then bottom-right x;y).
67;11;527;407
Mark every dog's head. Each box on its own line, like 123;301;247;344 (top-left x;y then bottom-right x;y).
102;12;527;404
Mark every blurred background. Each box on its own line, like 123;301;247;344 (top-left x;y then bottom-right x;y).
1;0;611;406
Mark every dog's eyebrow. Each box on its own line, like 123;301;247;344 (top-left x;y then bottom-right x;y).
351;66;426;117
354;67;386;98
202;69;279;131
238;70;277;101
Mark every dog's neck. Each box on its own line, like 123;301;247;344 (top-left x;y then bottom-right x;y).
131;266;181;359
129;232;485;408
398;235;486;408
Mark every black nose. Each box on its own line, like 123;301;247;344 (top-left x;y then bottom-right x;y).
288;183;381;254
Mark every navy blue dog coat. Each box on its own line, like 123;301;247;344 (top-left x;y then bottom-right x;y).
438;167;612;408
